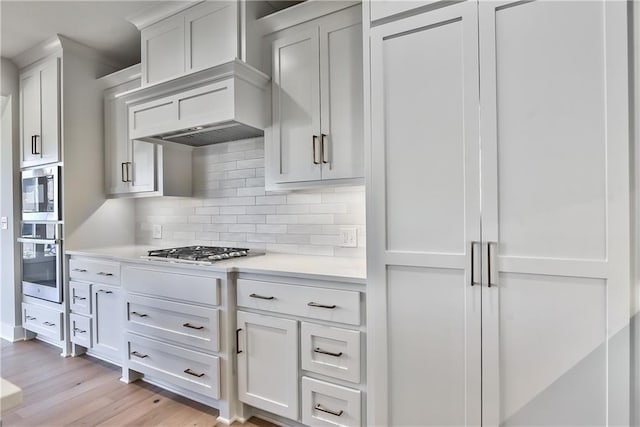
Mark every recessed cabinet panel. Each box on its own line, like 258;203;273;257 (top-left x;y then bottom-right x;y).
39;58;60;165
130;99;176;138
92;284;122;363
70;313;92;348
272;27;321;183
301;322;361;383
130;140;156;192
176;81;234;128
142;14;185;85
20;72;40;164
185;1;237;73
301;377;361;427
319;16;363;180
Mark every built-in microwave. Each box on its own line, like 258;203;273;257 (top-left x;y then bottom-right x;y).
21;166;61;221
18;222;63;303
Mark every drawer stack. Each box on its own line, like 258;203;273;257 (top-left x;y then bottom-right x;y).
68;256;122;364
122;264;222;400
236;277;366;427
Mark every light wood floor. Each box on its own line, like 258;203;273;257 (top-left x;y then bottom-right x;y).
0;339;275;427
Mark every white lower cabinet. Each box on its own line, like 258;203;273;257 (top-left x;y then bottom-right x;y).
237;311;299;419
67;256;122;365
22;302;64;341
236;276;366;426
301;377;361;427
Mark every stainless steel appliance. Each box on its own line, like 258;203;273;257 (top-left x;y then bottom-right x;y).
21;166;61;221
19;222;63;303
145;246;255;265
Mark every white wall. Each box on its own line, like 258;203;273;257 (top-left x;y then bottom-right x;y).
1;57;23;341
135;138;366;257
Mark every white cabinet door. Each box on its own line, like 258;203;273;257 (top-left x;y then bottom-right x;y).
92;284;122;363
318;8;363;181
20;57;60;167
368;2;481;426
271;27;322;184
141;14;185;86
130;140;156;192
237;311;298;420
184;1;238;74
479;2;631;425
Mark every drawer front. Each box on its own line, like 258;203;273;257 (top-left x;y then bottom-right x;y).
126;333;220;399
70;313;92;347
70;281;91;315
123;265;219;306
69;258;120;286
22;303;63;341
176;79;234;129
129;97;177;139
302;377;362;427
237;280;361;325
301;322;361;383
126;294;219;352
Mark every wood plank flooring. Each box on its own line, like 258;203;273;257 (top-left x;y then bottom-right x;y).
0;339;274;427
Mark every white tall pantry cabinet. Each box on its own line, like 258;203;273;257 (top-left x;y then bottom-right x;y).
365;1;631;426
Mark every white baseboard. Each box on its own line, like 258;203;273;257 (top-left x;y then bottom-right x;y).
0;323;26;342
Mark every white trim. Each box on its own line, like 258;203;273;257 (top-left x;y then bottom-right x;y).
127;1;201;30
0;324;26;342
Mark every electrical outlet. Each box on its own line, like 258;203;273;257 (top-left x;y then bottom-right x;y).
339;227;357;248
152;224;162;239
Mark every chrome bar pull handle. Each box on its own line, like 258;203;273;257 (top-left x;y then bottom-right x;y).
470;241;481;287
43;321;55;326
126;162;133;183
487;242;497;288
73;268;87;273
321;134;328;164
73;295;86;301
131;311;148;318
312;135;320;164
74;327;86;333
184;368;205;378
315;404;343;417
314;347;343;357
121;162;127;183
131;351;148;359
236;328;242;354
308;302;336;309
98;289;113;294
33;135;40;155
249;293;275;300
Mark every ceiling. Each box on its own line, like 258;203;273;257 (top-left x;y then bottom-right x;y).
0;1;170;68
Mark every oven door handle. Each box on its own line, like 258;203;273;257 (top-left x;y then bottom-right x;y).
17;238;60;244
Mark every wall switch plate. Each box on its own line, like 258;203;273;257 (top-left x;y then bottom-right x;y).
1;217;7;230
340;227;357;248
152;224;162;239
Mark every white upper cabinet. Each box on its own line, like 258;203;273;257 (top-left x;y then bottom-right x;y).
266;5;363;190
20;56;60;168
141;14;185;85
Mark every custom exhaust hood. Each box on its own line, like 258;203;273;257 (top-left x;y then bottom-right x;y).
124;60;270;147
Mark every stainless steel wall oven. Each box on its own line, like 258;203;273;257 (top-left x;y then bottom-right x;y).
18;222;63;303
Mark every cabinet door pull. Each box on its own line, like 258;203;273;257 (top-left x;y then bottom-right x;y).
470;241;480;287
236;328;242;354
97;272;114;276
73;295;87;301
25;315;36;321
487;241;497;288
97;289;113;294
308;302;336;309
249;293;275;300
43;321;55;326
121;162;127;183
183;323;204;330
321;134;328;164
315;404;343;417
184;368;205;378
126;162;133;183
33;135;40;155
131;311;148;318
314;347;343;357
73;327;86;334
73;268;87;273
31;135;35;155
312;135;320;164
131;351;148;358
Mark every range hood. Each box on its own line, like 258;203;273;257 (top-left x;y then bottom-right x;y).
124;60;270;146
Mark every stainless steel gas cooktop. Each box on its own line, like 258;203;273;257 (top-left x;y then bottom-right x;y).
145;246;255;265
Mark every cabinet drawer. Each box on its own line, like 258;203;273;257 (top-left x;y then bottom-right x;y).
70;313;92;348
237;279;361;325
302;377;361;427
70;281;91;314
126;294;219;352
22;303;63;341
69;258;120;286
123;265;219;306
301;322;361;383
127;333;220;399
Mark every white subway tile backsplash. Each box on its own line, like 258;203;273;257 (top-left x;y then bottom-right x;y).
136;138;365;258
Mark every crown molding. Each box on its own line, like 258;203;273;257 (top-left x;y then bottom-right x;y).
126;1;201;30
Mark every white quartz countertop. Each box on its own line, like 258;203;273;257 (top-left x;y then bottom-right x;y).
65;246;366;283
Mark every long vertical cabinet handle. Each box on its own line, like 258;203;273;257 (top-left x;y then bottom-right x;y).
31;136;36;154
236;328;242;354
312;135;320;164
126;162;133;183
121;163;127;182
33;135;40;154
487;242;497;288
321;134;328;164
470;241;480;286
